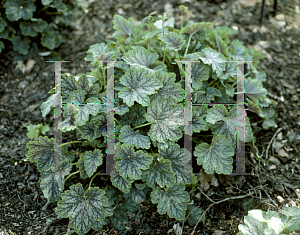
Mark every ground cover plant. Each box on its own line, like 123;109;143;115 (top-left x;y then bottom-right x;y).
0;0;89;60
25;6;280;235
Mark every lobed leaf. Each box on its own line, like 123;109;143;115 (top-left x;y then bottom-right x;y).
198;48;227;77
194;134;234;174
150;184;190;220
115;143;153;180
84;149;103;178
119;68;163;107
20;19;47;37
119;125;151;149
55;183;112;235
159;32;186;51
146;98;184;143
181;22;213;35
141;154;175;188
122;46;167;73
149;71;185;103
4;0;36;21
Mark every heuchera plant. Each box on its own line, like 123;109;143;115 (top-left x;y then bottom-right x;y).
26;6;278;235
0;0;88;59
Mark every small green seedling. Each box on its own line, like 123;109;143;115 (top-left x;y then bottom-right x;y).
23;122;50;140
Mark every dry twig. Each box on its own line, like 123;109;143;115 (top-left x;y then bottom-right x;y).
265;128;283;160
190;187;255;235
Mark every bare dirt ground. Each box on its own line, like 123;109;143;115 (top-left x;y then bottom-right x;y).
0;0;300;234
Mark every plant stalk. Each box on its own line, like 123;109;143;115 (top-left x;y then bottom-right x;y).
184;34;192;57
132;123;152;130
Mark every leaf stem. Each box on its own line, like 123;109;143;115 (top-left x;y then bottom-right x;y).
163;49;166;64
59;141;88;147
184;34;192;57
175;51;185;83
89;170;105;189
102;67;106;88
65;171;80;182
181;16;184;29
86;139;97;149
132;123;152;130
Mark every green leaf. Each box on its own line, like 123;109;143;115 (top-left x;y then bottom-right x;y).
191;106;209;133
146;98;184;143
246;97;261;115
215;33;229;57
85;42;115;66
141;154;175;188
65;89;101;126
260;108;278;130
187;205;205;226
62;146;75;163
40;93;57;117
108;208;128;231
111;173;134;193
230;39;245;60
12;36;30;55
119;125;151;149
150;184;190;220
0;30;9;39
84;149;103;178
194;134;234;174
76;157;88;179
179;5;190;16
256;70;267;82
20;19;47;37
181;22;213;35
225;84;235;97
115;104;129;115
206;106;253;145
136;30;161;46
198;48;227;77
0;41;4;53
40;161;71;203
40;124;50;135
61;74;77;101
238;212;266;235
26;136;61;172
4;0;36;21
55;183;111;235
42;0;53;5
149;71;185;103
245;77;268;103
41;29;64;50
123;186;146;204
119;104;147;127
0;17;7;33
160;32;186;51
119;68;163;107
123;46;167;73
23;123;39;140
279;206;300;233
115;143;153;180
77;115;105;141
58;115;76;132
91;114;107;137
159;144;192;185
112;14;140;39
191;62;210;90
219;62;237;80
195;87;222;104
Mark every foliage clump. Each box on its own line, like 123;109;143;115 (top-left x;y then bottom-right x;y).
26;6;278;234
0;0;89;59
